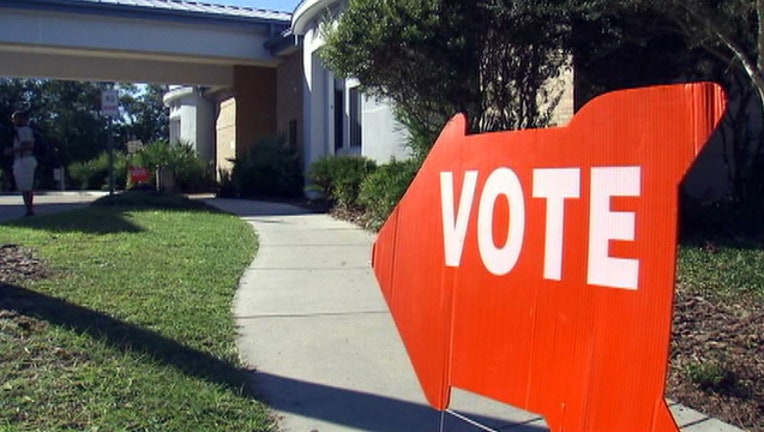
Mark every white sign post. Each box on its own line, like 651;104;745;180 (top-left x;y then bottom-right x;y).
101;89;119;195
100;90;120;117
126;140;144;154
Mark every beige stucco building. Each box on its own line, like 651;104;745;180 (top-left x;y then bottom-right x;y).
164;0;417;184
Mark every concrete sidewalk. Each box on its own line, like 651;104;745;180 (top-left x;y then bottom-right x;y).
205;197;746;432
0;191;107;223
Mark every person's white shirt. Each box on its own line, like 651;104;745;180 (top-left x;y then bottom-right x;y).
14;126;35;159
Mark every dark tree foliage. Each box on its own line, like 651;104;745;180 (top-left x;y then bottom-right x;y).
635;0;764;109
321;0;570;143
574;0;764;208
479;1;570;130
572;6;722;107
0;79;30;190
0;79;169;190
119;83;170;144
322;0;475;137
36;80;110;166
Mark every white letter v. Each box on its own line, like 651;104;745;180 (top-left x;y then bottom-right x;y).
441;171;478;267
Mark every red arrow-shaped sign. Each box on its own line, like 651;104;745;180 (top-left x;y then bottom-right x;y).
372;83;726;431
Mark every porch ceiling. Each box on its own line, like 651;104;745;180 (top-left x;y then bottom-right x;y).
0;1;291;85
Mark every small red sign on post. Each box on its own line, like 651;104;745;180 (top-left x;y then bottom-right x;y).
129;166;150;184
371;83;726;431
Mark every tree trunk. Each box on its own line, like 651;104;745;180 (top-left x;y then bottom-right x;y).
756;0;764;114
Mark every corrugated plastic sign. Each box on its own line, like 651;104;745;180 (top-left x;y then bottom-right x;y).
128;166;150;183
371;83;727;431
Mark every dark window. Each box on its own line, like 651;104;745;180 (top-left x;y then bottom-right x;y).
288;120;297;148
334;89;343;150
349;88;361;148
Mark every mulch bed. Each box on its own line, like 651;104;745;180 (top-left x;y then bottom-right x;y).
1;242;762;431
0;244;50;284
668;289;763;430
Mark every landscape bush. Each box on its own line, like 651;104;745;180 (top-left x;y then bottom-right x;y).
130;140;214;193
358;158;419;230
308;155;377;209
221;135;303;199
67;151;128;190
67;141;213;193
684;359;735;392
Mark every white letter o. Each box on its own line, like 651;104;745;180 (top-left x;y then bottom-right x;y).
478;168;525;275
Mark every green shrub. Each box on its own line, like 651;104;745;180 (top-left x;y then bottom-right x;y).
308;156;377;209
67;151;127;190
217;167;236;197
394;105;440;163
224;135;304;198
67;141;213;193
684;359;735;392
168;145;214;193
130;140;214;193
359;158;420;230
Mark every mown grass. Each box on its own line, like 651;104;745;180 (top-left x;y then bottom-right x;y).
0;192;273;431
677;237;764;301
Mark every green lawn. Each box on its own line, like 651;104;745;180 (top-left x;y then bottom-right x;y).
0;193;274;431
678;238;764;301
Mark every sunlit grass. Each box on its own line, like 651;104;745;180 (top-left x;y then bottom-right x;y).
0;192;273;431
678;239;764;301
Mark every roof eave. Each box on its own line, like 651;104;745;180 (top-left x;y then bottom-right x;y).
265;31;303;57
0;0;292;29
291;0;336;36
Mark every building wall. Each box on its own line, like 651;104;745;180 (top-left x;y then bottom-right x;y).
164;86;215;165
210;66;282;181
277;49;304;151
361;95;410;162
168;107;182;143
682;133;730;200
298;10;410;171
177;103;196;143
195;95;215;164
303;29;330;172
548;63;575;127
681;95;763;201
233;65;278;160
166;89;194;144
216;97;237;176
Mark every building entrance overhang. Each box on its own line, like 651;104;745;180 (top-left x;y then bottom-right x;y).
0;0;290;85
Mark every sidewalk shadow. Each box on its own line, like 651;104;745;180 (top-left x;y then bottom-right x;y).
0;284;544;432
2;206;144;234
251;372;546;432
0;203;87;222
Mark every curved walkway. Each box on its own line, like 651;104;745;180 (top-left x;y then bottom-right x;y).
204;198;745;432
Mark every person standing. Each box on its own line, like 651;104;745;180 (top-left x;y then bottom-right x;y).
4;111;37;216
